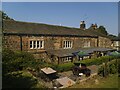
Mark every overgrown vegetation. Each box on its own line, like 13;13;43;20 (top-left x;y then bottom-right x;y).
3;48;120;88
2;48;45;88
0;11;14;20
98;59;118;77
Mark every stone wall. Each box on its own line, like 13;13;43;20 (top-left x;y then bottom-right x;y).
3;35;99;52
98;36;112;48
3;34;113;63
3;35;21;51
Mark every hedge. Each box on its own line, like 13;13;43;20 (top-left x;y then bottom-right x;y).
50;56;117;72
75;56;115;66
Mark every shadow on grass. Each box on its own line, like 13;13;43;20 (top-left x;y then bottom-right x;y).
2;72;37;88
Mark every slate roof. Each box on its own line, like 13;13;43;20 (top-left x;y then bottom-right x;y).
47;47;116;57
3;20;98;37
111;37;120;41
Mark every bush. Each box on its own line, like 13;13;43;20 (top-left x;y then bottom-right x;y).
98;65;104;76
2;49;37;74
52;62;74;72
98;59;118;77
50;56;117;73
109;64;117;74
78;56;114;66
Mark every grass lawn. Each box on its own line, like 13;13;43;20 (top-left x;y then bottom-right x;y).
69;74;118;88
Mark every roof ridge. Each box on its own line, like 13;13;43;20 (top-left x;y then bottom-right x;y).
3;20;82;30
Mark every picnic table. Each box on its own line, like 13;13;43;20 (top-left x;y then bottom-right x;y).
40;67;58;81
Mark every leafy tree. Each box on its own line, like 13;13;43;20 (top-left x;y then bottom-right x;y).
98;26;108;35
2;49;35;75
118;33;120;38
108;34;117;39
2;49;47;88
2;49;17;74
0;11;14;20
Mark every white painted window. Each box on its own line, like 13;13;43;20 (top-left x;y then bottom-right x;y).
65;57;72;61
84;41;90;47
115;41;119;46
30;41;33;49
62;57;72;62
30;40;44;49
63;40;73;49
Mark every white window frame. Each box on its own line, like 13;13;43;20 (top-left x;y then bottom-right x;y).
30;41;33;49
30;40;44;49
115;41;119;46
63;40;73;49
64;57;72;62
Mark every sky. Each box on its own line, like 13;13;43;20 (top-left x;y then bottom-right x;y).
2;2;118;35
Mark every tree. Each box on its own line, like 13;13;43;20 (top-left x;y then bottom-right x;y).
0;11;14;20
108;34;117;39
2;49;35;75
98;26;108;35
118;33;120;38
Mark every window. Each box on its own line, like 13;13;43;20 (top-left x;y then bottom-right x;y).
62;57;72;62
30;40;44;49
63;41;73;49
84;41;90;47
37;41;39;48
115;41;119;46
30;41;33;49
33;41;36;48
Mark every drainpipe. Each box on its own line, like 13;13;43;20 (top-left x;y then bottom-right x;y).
20;35;22;51
97;37;99;47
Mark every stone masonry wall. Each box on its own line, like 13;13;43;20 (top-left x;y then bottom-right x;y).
3;35;99;51
3;35;21;51
98;36;112;48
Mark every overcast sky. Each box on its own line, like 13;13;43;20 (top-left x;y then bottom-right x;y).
2;2;119;35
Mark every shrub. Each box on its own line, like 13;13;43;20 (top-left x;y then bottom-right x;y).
109;64;117;74
98;59;118;77
52;62;74;72
78;56;114;66
2;49;38;74
50;56;117;73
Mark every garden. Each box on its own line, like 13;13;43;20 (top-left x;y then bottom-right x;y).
2;48;120;88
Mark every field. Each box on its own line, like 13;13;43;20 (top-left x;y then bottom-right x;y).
69;74;119;88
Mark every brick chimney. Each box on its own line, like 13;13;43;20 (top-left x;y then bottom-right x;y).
80;21;86;30
91;23;98;29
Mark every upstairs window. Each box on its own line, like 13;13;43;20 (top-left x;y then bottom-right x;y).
30;40;44;49
30;41;33;49
63;40;73;49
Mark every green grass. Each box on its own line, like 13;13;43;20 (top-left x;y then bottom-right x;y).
69;74;118;88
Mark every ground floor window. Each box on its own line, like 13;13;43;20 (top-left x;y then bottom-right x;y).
84;41;90;47
62;57;73;62
30;40;44;49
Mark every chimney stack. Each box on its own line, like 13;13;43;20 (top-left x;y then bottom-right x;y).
80;21;86;30
91;23;98;29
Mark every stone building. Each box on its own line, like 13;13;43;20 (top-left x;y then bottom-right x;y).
3;20;115;64
111;38;120;51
